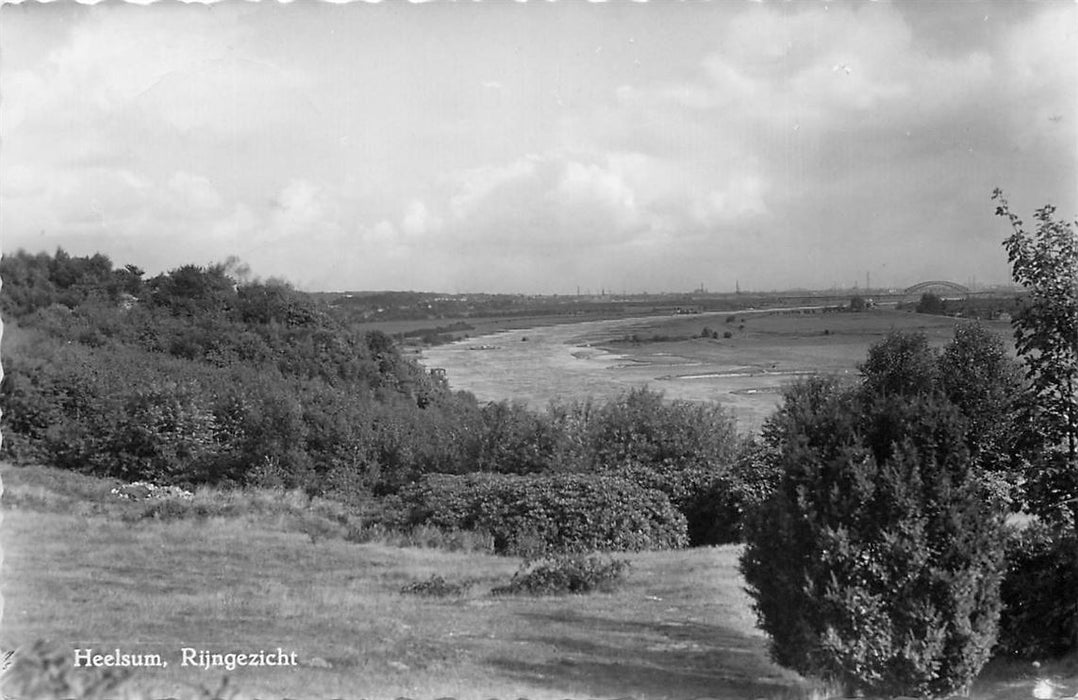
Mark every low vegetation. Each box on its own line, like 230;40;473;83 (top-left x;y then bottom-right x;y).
491;554;632;596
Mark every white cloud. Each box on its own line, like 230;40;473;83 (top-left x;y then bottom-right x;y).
401;199;441;238
168;172;224;212
2;2;1073;294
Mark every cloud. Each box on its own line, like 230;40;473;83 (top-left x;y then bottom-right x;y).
168;172;224;212
2;2;1073;294
401;200;440;238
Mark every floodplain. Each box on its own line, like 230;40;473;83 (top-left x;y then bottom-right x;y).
421;307;1013;432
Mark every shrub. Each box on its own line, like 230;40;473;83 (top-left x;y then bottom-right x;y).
400;574;477;597
741;378;1007;697
681;442;781;545
916;292;945;315
398;472;688;556
545;389;742;542
572;388;740;472
492;554;630;596
997;522;1078;658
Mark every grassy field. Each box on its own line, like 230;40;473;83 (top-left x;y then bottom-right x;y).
0;463;814;700
2;463;1075;700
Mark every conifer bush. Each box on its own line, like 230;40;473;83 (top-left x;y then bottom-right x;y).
741;375;1007;697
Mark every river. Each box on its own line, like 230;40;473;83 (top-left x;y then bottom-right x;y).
417;312;808;431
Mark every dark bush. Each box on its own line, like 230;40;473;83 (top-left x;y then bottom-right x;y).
492;554;630;595
997;522;1078;658
399;574;477;597
398;472;688;556
680;442;781;545
916;292;945;315
741;377;1007;697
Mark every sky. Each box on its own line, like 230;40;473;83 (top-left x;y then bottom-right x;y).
1;1;1075;294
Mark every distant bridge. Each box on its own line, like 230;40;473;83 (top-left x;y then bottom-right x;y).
903;280;970;296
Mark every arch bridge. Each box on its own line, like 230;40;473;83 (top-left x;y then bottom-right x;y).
903;280;970;296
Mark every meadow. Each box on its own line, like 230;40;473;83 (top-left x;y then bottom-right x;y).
0;463;814;700
2;464;1072;700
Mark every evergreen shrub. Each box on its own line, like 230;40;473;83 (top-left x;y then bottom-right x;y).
741;377;1007;697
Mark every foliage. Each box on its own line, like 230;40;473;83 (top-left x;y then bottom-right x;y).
0;250;481;496
399;574;478;597
916;292;945;315
467;399;561;475
997;522;1078;659
686;441;782;545
398;472;688;556
742;363;1008;696
577;387;739;471
0;249;755;557
993;189;1078;527
492;554;631;596
545;388;742;540
859;330;939;398
939;323;1028;477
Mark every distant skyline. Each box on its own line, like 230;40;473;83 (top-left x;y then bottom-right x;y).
2;1;1075;294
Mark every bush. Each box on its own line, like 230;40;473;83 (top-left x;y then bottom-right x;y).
400;574;478;597
545;388;742;542
681;442;781;545
741;378;1007;697
997;522;1078;658
567;388;740;472
916;292;945;315
492;554;630;595
398;472;688;556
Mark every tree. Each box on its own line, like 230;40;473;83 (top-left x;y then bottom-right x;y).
860;331;939;398
938;323;1026;477
147;263;237;317
915;292;945;315
993;189;1078;526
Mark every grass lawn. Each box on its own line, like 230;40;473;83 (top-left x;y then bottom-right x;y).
1;463;1074;700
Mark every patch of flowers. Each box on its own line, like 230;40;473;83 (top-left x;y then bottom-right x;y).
111;481;193;501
